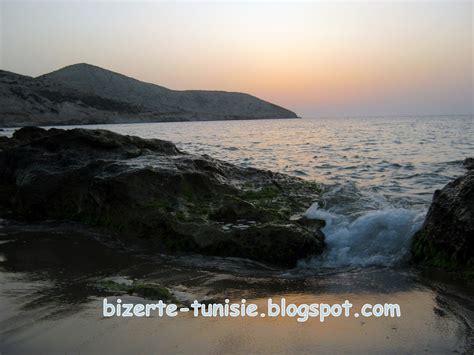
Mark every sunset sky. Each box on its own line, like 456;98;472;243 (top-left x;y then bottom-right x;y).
1;1;472;117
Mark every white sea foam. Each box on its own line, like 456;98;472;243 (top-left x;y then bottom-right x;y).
300;203;425;268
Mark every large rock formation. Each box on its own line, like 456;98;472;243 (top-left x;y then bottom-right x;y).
412;158;474;270
0;127;324;267
0;64;298;127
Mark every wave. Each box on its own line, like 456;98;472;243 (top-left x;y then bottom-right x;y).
300;204;425;268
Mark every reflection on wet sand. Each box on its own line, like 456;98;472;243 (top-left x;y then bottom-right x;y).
0;219;472;353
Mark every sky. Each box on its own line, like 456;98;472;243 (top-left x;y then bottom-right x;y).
0;1;472;117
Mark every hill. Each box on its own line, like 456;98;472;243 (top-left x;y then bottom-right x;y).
0;64;297;127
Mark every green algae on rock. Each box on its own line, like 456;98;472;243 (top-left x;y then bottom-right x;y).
412;158;474;273
97;280;176;302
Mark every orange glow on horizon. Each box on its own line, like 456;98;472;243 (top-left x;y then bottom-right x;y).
2;1;472;116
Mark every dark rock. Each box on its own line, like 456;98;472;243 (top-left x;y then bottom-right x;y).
412;158;474;270
0;127;325;267
0;136;10;152
463;157;474;170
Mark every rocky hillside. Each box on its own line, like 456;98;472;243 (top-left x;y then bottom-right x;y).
0;64;297;127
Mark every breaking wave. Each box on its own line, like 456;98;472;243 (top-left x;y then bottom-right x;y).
300;203;426;268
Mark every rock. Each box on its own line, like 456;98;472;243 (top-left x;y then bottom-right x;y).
412;158;474;270
0;136;10;152
463;157;474;170
0;127;324;267
97;280;176;301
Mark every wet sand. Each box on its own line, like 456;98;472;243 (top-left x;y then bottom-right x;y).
1;291;471;353
0;219;473;353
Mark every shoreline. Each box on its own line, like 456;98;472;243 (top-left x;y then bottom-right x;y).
0;121;472;352
0;217;472;352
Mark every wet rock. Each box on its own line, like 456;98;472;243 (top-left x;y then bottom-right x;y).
412;158;474;270
0;127;325;267
463;157;474;170
97;280;176;301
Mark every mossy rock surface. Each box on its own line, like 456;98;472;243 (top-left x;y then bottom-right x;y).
98;280;176;301
411;158;474;273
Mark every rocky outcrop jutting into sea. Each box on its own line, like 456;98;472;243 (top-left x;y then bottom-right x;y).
412;158;474;270
0;127;324;267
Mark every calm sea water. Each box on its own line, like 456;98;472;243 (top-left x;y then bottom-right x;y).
42;116;472;205
3;115;472;267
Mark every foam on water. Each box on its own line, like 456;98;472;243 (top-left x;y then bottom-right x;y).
300;203;426;268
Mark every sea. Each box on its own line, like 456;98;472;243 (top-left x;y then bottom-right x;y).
0;115;473;352
9;115;471;268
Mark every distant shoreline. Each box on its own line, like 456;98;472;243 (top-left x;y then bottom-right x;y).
2;114;473;130
0;116;301;129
